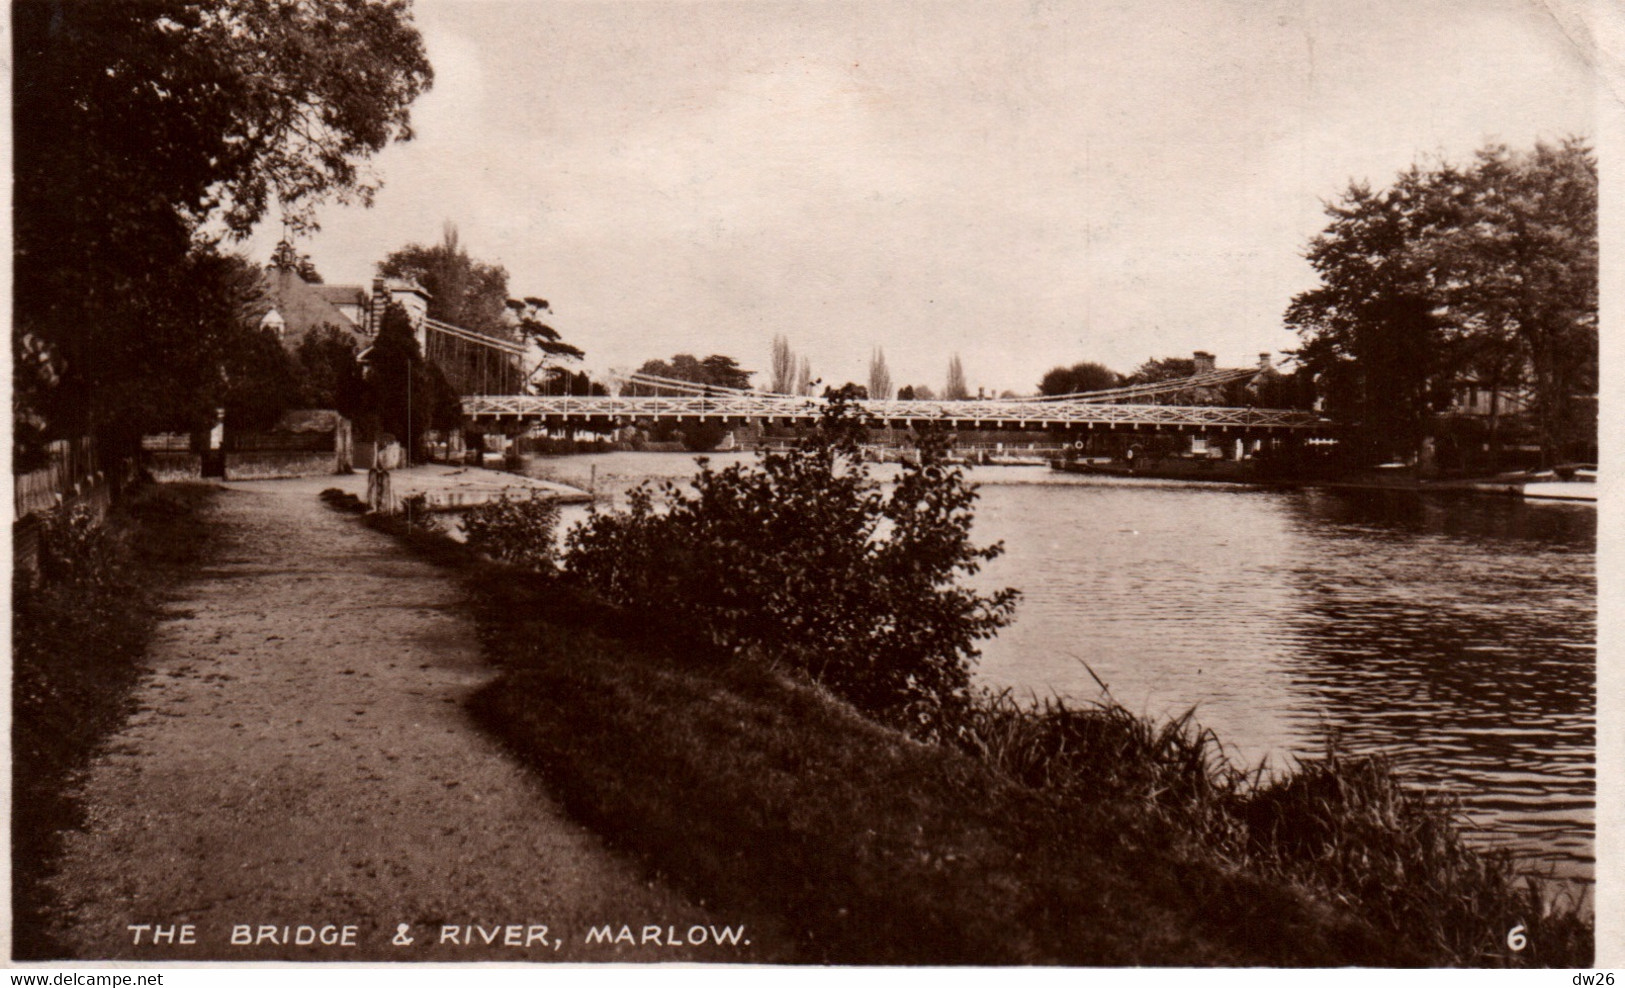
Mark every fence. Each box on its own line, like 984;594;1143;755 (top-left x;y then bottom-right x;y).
14;436;104;522
13;436;140;582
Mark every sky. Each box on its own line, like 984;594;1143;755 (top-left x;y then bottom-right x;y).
246;0;1600;396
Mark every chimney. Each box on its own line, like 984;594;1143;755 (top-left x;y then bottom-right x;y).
1192;351;1215;374
1258;352;1272;370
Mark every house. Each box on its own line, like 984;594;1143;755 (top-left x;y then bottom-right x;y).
257;242;432;350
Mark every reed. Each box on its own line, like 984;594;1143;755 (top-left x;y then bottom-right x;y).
949;687;1593;966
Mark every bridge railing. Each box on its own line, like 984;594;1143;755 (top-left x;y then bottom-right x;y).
461;394;1327;431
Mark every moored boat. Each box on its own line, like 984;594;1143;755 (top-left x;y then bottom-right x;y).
1522;464;1596;503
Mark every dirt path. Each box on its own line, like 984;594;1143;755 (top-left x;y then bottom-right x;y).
42;479;776;962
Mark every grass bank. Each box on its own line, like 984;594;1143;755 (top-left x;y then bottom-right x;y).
365;512;1591;966
12;483;219;959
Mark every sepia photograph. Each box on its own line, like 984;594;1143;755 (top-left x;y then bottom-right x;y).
9;0;1610;971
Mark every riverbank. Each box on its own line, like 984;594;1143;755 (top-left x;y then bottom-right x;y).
18;472;1590;964
1051;457;1596;501
362;461;594;509
443;548;1387;964
373;510;1591;966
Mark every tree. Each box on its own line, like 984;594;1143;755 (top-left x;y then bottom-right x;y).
1126;356;1196;384
944;354;969;400
383;229;588;397
1285;168;1459;460
296;325;367;415
13;0;432;454
703;355;754;391
795;356;814;396
868;348;894;401
506;296;585;395
637;354;753;392
380;224;512;339
897;384;935;401
223;327;304;433
359;302;462;460
1286;140;1596;464
770;335;797;394
631;354;752;449
1433;142;1597;462
100;250;291;442
1038;361;1120;397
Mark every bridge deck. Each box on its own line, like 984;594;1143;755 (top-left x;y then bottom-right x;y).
461;394;1327;432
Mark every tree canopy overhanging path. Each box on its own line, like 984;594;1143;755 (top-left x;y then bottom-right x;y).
38;478;782;962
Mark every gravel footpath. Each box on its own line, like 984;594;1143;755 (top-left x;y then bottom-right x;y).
41;477;777;962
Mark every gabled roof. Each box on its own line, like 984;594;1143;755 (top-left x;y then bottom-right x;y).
260;267;369;349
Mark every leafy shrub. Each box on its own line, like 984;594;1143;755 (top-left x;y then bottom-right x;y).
462;491;560;570
398;492;442;533
564;390;1018;735
35;503;119;590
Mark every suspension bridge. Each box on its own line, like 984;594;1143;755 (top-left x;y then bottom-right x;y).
421;321;1329;437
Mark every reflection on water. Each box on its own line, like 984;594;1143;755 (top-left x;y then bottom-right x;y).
1276;490;1594;882
522;453;1596;885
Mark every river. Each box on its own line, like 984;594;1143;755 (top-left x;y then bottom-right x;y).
516;451;1596;889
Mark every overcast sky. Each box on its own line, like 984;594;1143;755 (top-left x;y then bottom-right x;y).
250;0;1598;396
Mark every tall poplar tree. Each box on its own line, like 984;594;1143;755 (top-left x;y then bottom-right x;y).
944;354;969;401
868;348;894;401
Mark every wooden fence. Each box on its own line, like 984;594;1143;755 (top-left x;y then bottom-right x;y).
14;436;104;522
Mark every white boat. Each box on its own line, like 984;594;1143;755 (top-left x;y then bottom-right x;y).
1522;465;1596;503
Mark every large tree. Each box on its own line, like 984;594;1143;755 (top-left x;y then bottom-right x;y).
868;348;894;401
1434;142;1597;462
769;335;797;394
1287;140;1596;464
383;232;586;396
13;0;433;453
637;354;754;392
507;297;586;364
1038;361;1120;397
795;356;814;396
379;224;512;339
944;354;969;401
1125;356;1195;384
295;325;368;417
358;302;462;461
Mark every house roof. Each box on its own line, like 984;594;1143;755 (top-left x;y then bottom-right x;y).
259;267;369;349
380;277;430;299
311;283;368;309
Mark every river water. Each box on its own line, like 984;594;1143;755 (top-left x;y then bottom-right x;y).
518;451;1596;888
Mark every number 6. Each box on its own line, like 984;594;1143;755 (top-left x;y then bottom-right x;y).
1506;923;1527;951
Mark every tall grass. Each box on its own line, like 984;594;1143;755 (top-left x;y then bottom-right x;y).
951;687;1592;966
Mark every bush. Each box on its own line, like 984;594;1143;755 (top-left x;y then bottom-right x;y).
35;503;119;590
462;491;560;570
564;390;1018;735
13;483;217;959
